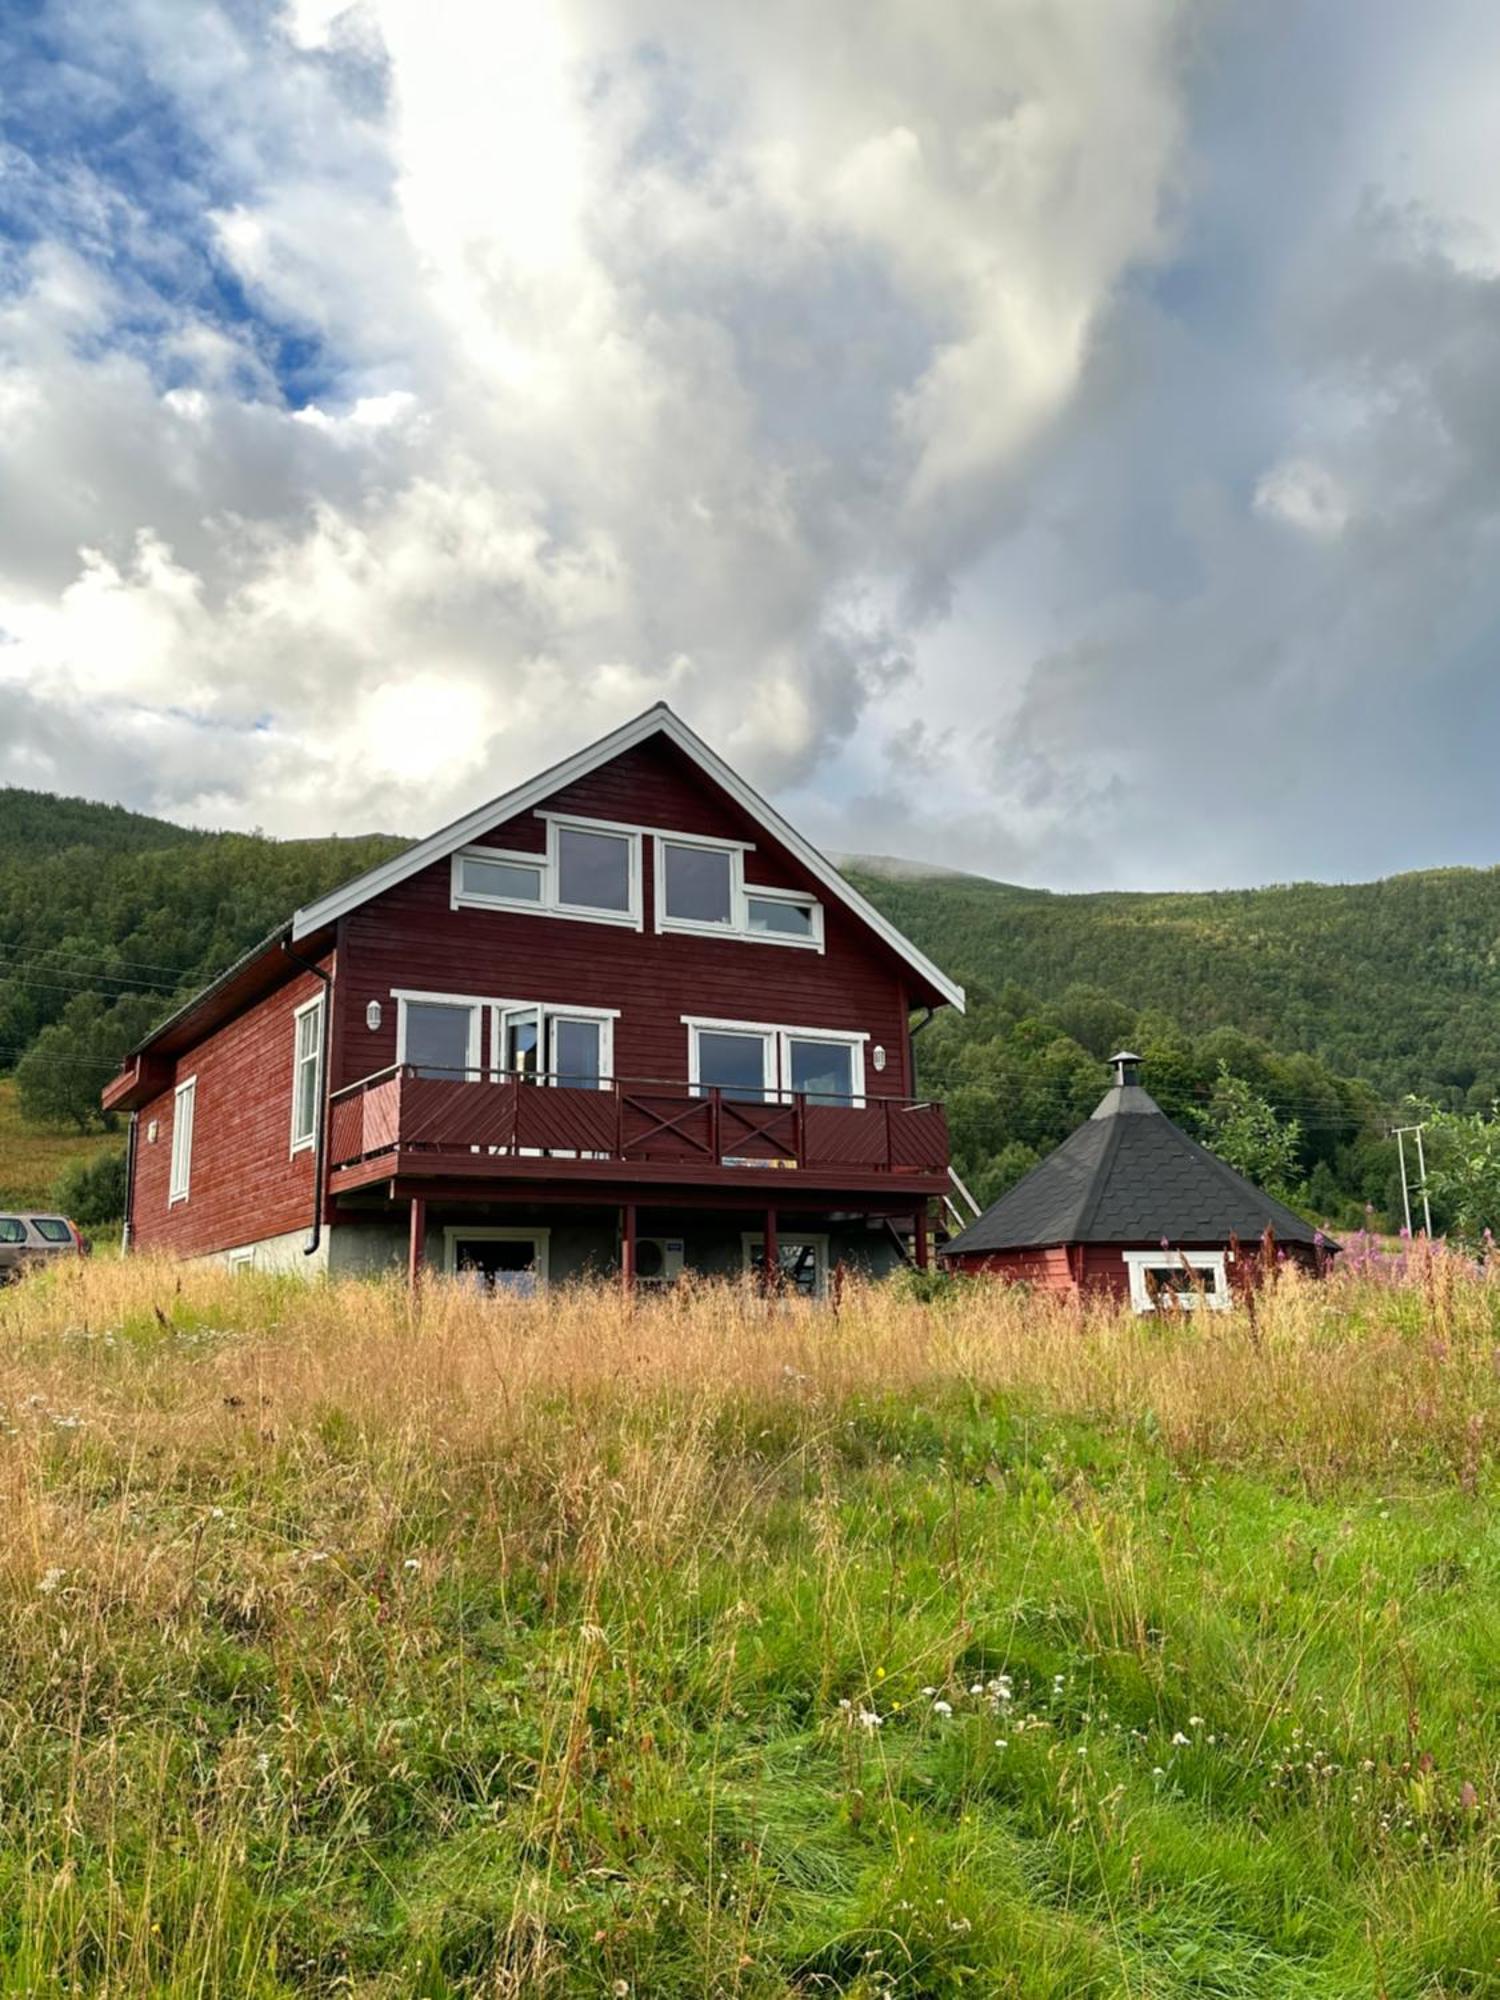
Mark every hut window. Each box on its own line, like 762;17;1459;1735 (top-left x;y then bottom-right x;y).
1123;1250;1228;1312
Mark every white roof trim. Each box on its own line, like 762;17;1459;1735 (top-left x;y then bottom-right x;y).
292;703;965;1012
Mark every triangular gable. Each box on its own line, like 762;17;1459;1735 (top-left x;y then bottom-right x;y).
291;703;965;1012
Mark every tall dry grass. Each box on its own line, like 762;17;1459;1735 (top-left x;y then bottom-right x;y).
0;1255;1496;1996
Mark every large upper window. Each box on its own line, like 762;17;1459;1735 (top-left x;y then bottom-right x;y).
661;841;735;926
556;826;633;915
290;995;324;1154
451;817;641;928
685;1017;866;1107
169;1077;196;1205
654;835;822;948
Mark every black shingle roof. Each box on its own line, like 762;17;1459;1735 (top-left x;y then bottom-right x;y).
941;1078;1327;1256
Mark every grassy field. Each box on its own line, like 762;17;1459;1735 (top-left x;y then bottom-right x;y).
1;1259;1498;1997
0;1076;120;1210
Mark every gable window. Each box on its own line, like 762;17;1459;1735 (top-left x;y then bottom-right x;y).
661;841;735;926
654;834;822;949
1123;1250;1228;1313
556;824;634;916
290;995;324;1155
451;817;642;928
685;1017;866;1107
169;1076;196;1205
456;851;544;907
395;993;483;1080
746;891;818;941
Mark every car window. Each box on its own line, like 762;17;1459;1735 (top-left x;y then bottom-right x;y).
31;1218;73;1243
0;1218;24;1244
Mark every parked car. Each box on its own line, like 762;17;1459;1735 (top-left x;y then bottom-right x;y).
0;1213;88;1283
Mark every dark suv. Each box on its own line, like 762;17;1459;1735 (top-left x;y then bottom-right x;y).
0;1213;87;1282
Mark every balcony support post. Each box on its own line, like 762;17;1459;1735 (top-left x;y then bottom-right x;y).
763;1206;778;1295
914;1202;931;1272
620;1200;637;1297
408;1195;426;1290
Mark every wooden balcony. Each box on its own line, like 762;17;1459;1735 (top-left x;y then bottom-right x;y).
327;1066;949;1199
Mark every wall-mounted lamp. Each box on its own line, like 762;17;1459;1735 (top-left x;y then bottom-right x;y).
366;1001;383;1032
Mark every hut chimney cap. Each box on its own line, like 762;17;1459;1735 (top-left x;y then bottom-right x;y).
1109;1050;1142;1087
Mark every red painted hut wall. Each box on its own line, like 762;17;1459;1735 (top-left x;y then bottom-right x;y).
945;1246;1076;1292
128;958;330;1258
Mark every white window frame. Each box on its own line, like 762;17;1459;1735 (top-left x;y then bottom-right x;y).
289;993;324;1157
682;1015;868;1107
449;845;547;914
742;882;824;950
741;1231;830;1297
449;814;642;930
393;990;486;1077
1123;1249;1229;1313
443;1225;552;1287
169;1076;196;1206
489;1001;618;1089
654;832;822;951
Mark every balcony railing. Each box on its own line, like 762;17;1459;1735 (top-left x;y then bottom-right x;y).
328;1066;949;1183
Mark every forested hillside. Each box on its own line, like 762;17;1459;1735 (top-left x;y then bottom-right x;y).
9;785;1499;1227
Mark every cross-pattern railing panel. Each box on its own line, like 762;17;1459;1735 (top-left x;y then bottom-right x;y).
326;1068;949;1178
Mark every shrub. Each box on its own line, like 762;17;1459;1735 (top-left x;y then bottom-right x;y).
52;1147;128;1227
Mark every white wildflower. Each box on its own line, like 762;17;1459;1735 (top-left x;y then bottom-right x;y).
1171;1730;1191;1746
402;1557;421;1572
38;1567;65;1595
931;1699;953;1717
857;1708;883;1733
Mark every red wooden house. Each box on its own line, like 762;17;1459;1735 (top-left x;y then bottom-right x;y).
104;704;964;1293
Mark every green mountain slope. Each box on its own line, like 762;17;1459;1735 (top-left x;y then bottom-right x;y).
8;788;1493;1228
0;786;207;858
844;864;1500;1107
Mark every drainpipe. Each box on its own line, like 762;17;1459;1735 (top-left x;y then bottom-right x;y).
120;1109;139;1256
281;940;334;1259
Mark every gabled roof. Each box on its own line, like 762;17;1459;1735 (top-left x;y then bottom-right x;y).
941;1072;1325;1255
290;702;964;1011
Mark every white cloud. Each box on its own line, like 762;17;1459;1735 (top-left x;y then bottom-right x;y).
1253;457;1352;538
0;0;1191;841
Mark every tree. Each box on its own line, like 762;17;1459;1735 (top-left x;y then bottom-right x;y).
15;992;161;1133
1421;1106;1500;1249
1192;1062;1302;1198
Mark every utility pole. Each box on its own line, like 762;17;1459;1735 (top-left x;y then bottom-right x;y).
1392;1123;1433;1237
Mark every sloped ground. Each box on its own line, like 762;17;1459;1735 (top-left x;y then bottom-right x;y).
0;1258;1496;1997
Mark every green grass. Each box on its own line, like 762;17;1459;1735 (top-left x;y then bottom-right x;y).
0;1076;120;1210
1;1259;1498;1995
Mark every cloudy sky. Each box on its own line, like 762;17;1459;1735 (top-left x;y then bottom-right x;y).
4;1;1500;890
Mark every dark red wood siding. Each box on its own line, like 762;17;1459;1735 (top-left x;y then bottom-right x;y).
128;959;329;1258
335;735;919;1099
